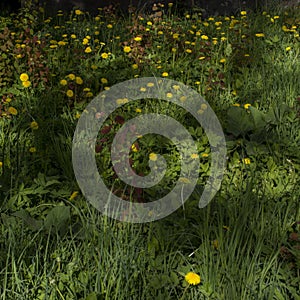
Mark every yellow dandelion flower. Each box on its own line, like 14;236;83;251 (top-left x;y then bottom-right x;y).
199;56;206;60
240;11;247;15
202;153;209;158
172;33;179;39
147;21;152;26
69;191;79;200
22;81;31;88
140;87;147;92
242;158;251;164
60;79;67;86
244;103;251;109
20;73;29;82
147;82;154;87
185;272;201;285
191;153;199;159
30;121;39;130
285;46;291;51
220;58;226;63
134;36;142;42
76;77;83;85
29;147;36;153
82;38;89;45
132;64;138;69
86;92;93;97
136;108;142;113
0;162;2;168
71;34;76;39
162;72;169;77
66;90;74;98
179;177;190;184
131;144;138;152
85;47;92;53
172;85;180;90
201;103;207;110
101;52;109;59
68;74;76;80
201;35;209;40
58;41;67;46
8;107;18;115
166;93;173;98
185;49;192;53
232;103;240;107
255;33;265;37
101;78;108;84
75;9;82;15
123;46;131;53
149;153;157;161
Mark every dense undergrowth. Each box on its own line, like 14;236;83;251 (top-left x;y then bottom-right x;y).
0;1;299;299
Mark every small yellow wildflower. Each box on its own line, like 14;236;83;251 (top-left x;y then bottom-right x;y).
131;144;138;152
86;92;93;97
82;38;89;45
172;85;180;90
191;153;199;159
71;34;76;39
242;158;251;164
166;93;173;98
76;77;83;85
20;73;29;82
75;9;82;15
162;72;169;77
101;78;108;84
66;90;74;98
29;147;36;153
149;153;157;161
85;47;92;53
8;107;18;115
123;46;131;53
240;11;247;15
201;103;207;110
285;46;291;51
22;81;31;88
147;82;154;87
202;153;209;158
0;162;2;168
201;35;209;40
220;58;226;63
68;74;76;80
134;36;142;42
255;33;265;37
172;33;179;39
69;191;79;200
60;79;67;86
101;52;109;59
136;108;142;113
140;87;147;92
244;103;251;109
232;103;240;107
185;272;201;285
132;64;138;69
30;121;39;130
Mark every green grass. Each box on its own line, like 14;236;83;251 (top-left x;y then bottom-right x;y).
0;2;299;299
